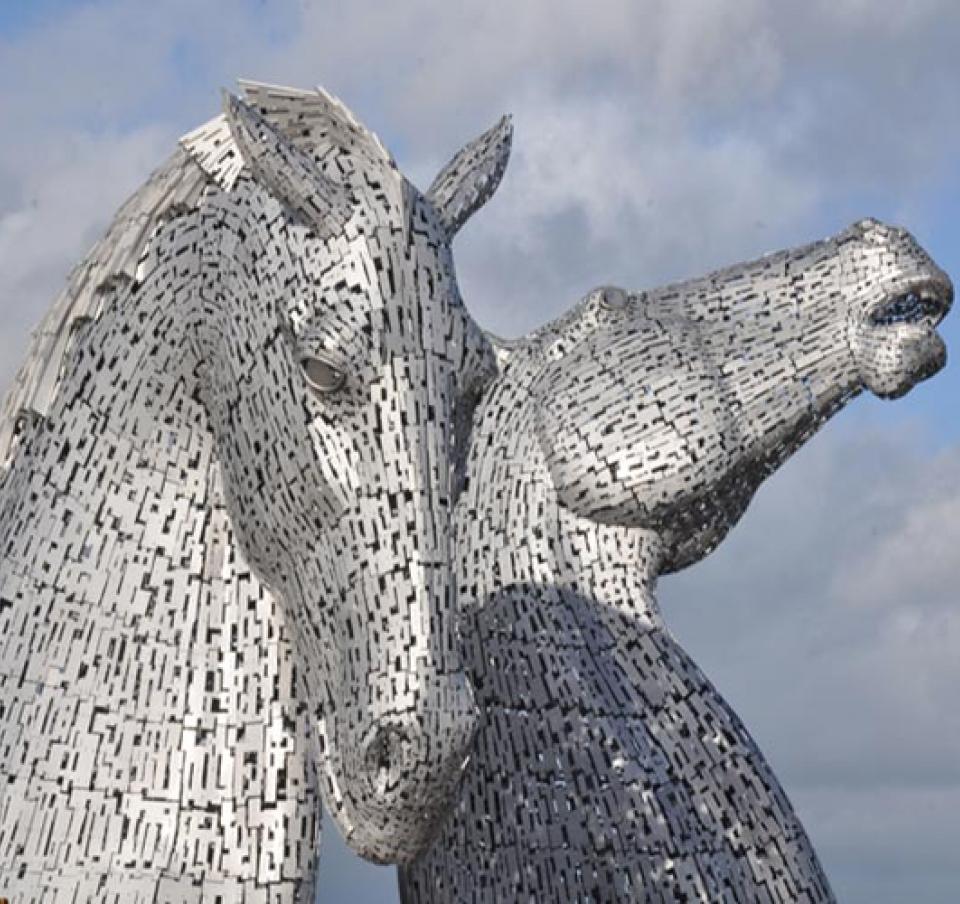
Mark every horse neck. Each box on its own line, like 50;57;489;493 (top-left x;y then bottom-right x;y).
459;346;664;624
0;219;319;888
0;231;222;669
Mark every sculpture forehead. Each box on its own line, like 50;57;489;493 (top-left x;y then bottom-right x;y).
218;177;461;337
293;228;462;357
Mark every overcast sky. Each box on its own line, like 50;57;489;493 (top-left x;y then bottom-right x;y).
1;2;958;902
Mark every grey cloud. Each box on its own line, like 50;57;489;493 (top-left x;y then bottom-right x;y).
451;90;821;338
829;453;960;612
797;786;960;903
278;0;960;192
5;0;960;347
265;1;960;338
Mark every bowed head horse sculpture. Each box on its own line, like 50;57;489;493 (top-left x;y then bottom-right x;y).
0;81;511;901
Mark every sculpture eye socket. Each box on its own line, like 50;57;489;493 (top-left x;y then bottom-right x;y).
301;356;347;394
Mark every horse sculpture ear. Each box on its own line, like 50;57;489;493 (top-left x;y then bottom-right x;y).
222;91;354;239
426;115;512;238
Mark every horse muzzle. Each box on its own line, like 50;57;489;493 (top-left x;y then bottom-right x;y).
332;669;478;864
855;273;952;398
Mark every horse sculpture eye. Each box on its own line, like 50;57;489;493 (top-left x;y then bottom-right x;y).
301;356;347;394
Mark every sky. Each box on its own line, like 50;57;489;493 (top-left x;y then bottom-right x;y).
0;1;958;901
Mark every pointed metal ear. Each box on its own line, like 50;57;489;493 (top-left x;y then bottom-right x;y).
222;91;354;239
426;115;512;238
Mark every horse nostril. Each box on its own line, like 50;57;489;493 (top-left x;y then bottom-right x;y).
362;724;410;794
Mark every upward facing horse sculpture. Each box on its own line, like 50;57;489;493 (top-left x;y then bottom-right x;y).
402;219;952;902
0;82;512;900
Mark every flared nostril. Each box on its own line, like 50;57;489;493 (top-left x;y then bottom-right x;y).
352;682;477;792
361;723;411;795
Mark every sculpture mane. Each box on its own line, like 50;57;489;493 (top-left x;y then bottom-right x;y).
0;149;201;471
0;82;392;473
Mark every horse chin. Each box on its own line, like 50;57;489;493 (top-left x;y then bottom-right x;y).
859;323;947;399
332;777;462;865
348;806;450;865
324;676;478;863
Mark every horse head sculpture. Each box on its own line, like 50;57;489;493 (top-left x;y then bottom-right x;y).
204;86;510;862
533;217;951;570
0;82;511;899
402;219;952;902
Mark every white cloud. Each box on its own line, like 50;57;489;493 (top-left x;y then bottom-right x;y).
0;125;174;388
449;89;820;337
651;0;782;107
831;462;960;613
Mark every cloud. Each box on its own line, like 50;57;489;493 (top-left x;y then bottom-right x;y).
0;125;174;387
262;0;960;341
831;459;960;613
448;89;820;338
798;785;960;903
5;0;960;350
274;0;960;196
